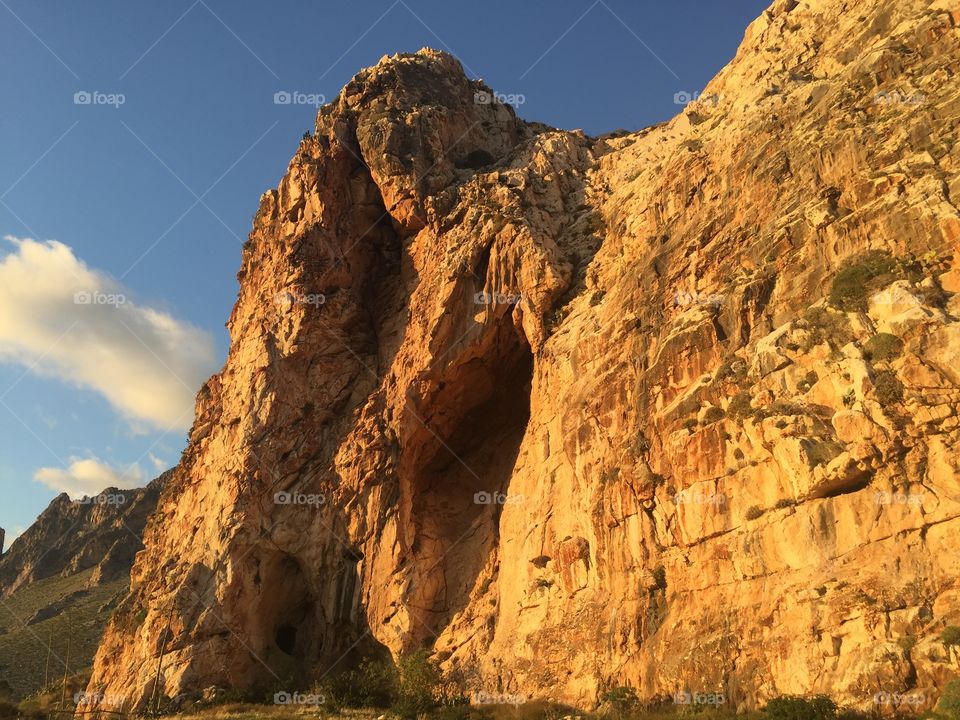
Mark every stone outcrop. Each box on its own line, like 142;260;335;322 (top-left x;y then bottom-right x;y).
0;472;170;597
86;0;960;713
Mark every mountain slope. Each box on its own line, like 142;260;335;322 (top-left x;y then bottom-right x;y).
0;473;170;597
0;476;168;700
87;0;960;712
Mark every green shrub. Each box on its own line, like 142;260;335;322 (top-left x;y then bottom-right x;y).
941;626;960;646
746;506;764;521
829;251;896;312
320;657;397;709
602;686;640;718
728;391;754;420
806;439;843;467
897;635;917;652
683;417;699;431
863;333;903;362
764;695;838;720
716;355;749;384
393;650;441;719
874;371;903;406
835;709;871;720
938;678;960;720
430;705;494;720
703;406;726;424
775;498;796;509
652;565;667;590
801;306;855;350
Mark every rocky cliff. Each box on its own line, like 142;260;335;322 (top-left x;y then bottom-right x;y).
0;473;169;597
86;0;960;712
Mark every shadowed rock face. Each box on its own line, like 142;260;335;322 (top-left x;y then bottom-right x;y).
87;0;960;712
0;472;170;597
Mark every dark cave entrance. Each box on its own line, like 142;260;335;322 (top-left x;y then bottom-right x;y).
401;320;534;644
257;553;319;663
275;624;298;655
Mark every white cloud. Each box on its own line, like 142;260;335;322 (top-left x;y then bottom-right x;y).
0;236;216;430
148;452;169;472
34;456;144;498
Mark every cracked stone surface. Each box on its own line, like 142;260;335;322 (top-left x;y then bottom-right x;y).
87;0;960;712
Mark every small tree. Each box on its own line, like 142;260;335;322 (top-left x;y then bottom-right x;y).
941;626;960;646
874;371;903;406
393;650;440;719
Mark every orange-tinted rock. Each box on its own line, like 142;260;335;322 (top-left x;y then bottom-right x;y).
87;0;960;712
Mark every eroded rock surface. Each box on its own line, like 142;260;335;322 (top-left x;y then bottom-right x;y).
88;0;960;712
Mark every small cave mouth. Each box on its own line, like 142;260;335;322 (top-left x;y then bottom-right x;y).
455;149;496;170
255;553;319;663
275;624;298;656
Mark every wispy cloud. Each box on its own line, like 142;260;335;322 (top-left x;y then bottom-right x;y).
148;452;169;472
0;236;216;430
33;456;144;498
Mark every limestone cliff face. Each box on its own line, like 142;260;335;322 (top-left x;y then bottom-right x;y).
87;0;960;712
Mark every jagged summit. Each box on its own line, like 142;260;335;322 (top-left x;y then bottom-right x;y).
86;0;960;713
0;473;170;597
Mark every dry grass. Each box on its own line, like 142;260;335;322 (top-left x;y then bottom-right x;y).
0;569;126;700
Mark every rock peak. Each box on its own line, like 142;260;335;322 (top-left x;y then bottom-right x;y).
87;0;960;712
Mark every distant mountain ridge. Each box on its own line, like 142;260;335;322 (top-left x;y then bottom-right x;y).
0;471;170;598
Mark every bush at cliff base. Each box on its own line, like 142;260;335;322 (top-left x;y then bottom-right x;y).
392;650;442;719
764;696;838;720
938;679;960;720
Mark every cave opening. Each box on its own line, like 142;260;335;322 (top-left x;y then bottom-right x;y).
401;320;534;644
275;624;298;656
255;553;319;664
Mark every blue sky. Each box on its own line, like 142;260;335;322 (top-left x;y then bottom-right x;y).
0;0;769;543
